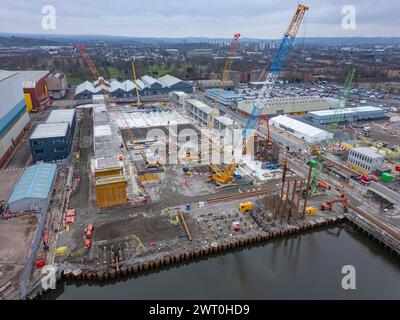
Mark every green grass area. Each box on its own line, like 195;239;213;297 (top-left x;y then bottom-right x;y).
148;65;171;77
66;73;89;85
107;67;125;78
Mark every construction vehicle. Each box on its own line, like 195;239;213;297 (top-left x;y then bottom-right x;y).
131;61;142;107
85;224;94;239
221;33;241;89
360;174;372;185
232;221;241;232
209;4;309;185
35;254;46;269
304;206;317;216
311;145;320;154
309;69;356;189
239;202;253;212
321;193;348;213
207;161;237;185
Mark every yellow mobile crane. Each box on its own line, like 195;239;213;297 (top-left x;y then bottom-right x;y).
208;162;237;185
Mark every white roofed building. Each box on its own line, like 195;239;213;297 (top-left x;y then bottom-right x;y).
308;106;385;124
269;115;333;144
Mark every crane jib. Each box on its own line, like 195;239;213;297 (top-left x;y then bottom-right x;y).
240;4;309;151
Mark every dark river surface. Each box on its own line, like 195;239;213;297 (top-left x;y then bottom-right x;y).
47;224;400;300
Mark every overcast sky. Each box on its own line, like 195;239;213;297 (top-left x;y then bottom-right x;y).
0;0;399;38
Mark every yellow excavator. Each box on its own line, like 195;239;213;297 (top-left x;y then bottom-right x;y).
207;161;237;185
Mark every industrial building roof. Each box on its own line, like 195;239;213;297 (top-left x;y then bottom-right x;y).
238;96;333;115
309;106;383;117
206;88;242;98
308;109;356;116
186;99;213;114
270;115;333;141
30;122;69;139
351;147;384;159
20;70;49;88
197;80;233;86
0;70;50;136
350;106;383;112
214;116;234;126
141;75;165;88
74;74;189;96
158;74;182;87
46;109;75;126
8;163;57;203
74;81;110;96
121;79;145;91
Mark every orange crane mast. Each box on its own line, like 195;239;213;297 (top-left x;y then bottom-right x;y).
75;44;152;172
221;33;240;89
75;44;105;86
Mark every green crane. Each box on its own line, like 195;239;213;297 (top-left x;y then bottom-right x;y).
328;68;356;139
309;68;356;194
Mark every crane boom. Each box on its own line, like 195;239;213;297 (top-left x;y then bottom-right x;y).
329;68;356;134
75;43;150;169
309;68;356;193
75;44;103;84
131;61;142;106
221;33;240;89
241;4;309;148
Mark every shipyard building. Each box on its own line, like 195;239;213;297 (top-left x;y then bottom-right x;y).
74;74;193;100
0;70;49;167
7;163;57;213
307;106;386;125
237;96;334;117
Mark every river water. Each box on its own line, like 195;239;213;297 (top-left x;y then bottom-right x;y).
46;224;400;300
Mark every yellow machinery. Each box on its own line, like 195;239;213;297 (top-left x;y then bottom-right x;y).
304;206;317;216
311;145;320;154
239;202;253;212
207;161;237;184
131;61;142;107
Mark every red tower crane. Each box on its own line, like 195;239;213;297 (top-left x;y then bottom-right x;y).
75;44;106;86
221;33;241;89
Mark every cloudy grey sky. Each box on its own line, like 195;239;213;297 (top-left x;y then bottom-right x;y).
0;0;399;38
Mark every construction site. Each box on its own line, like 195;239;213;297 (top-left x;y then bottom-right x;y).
1;3;399;300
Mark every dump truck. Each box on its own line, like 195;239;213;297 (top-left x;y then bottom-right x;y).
85;224;94;239
304;206;317;216
239;202;253;212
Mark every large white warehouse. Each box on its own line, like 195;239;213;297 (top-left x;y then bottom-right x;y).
269;115;333;144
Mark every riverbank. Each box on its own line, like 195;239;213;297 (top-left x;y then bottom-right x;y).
37;222;400;300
